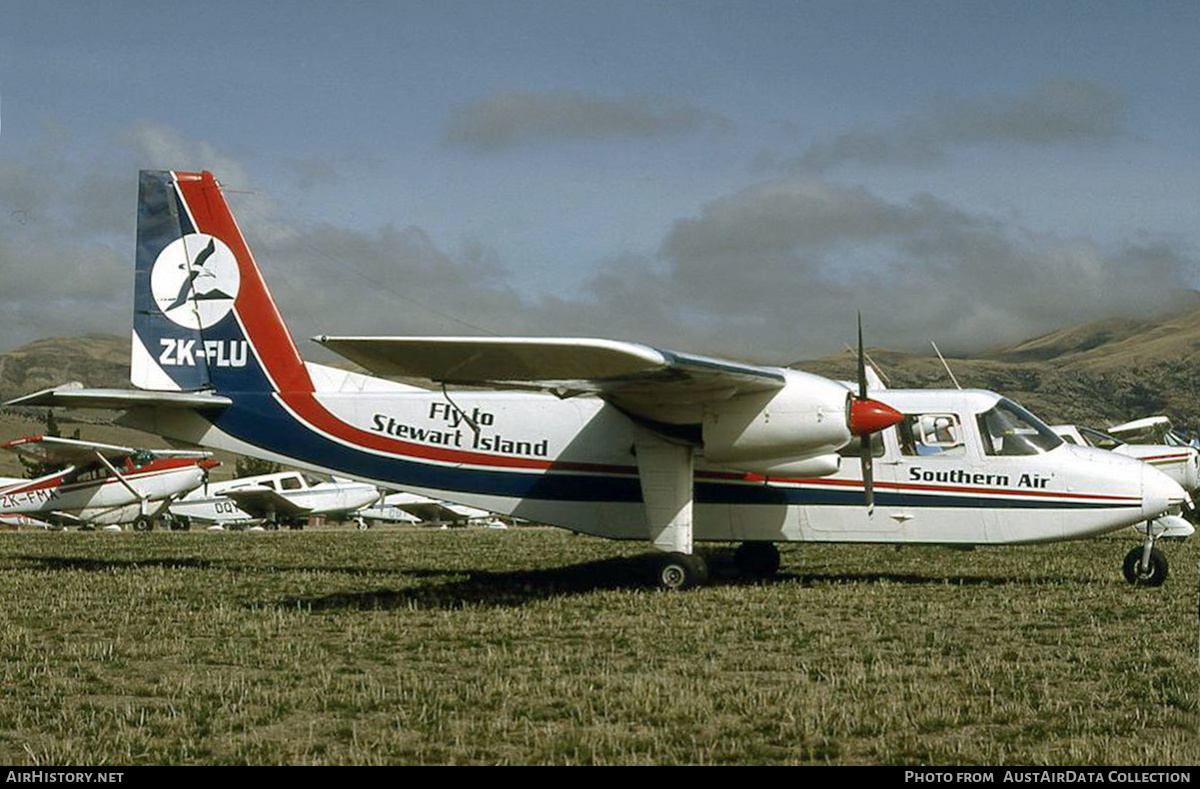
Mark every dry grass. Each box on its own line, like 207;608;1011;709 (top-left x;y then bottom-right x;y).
0;527;1195;765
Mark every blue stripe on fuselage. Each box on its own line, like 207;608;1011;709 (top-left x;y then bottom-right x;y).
202;393;1138;512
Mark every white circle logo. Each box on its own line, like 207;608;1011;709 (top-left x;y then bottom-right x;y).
150;234;241;329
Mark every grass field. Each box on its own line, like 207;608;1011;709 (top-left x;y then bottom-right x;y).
0;526;1195;765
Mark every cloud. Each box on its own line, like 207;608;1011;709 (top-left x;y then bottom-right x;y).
790;78;1128;173
443;89;731;152
626;178;1194;358
1;123;1193;370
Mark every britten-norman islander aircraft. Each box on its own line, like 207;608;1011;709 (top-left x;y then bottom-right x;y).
0;435;218;530
7;170;1189;588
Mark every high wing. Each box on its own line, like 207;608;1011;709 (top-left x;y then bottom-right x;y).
219;487;312;519
313;336;787;417
1;435;212;467
1109;416;1172;441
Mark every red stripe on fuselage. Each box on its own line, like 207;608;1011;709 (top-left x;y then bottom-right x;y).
275;392;1137;504
174;171;313;394
277;390;633;475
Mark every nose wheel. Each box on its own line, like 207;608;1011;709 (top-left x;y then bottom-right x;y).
1123;545;1168;586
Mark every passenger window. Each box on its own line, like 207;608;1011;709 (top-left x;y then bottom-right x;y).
261;480;276;490
281;476;302;491
899;414;965;457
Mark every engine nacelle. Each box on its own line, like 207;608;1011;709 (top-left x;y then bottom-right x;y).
702;371;853;466
715;453;841;477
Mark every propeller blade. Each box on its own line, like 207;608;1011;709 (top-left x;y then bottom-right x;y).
860;436;874;514
853;313;890;515
857;312;868;401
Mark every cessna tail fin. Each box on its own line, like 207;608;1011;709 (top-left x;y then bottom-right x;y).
132;171;312;395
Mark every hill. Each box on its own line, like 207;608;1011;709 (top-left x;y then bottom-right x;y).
5;301;1200;466
0;335;240;479
801;301;1200;434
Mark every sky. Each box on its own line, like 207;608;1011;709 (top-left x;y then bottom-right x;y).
1;0;1198;365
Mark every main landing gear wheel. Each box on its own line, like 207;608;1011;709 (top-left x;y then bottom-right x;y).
1123;547;1168;587
657;553;709;591
133;516;153;532
734;542;781;579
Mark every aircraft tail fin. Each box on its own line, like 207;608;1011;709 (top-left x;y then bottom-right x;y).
132;171;312;395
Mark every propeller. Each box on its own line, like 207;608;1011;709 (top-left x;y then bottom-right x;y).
847;314;904;513
199;456;220;496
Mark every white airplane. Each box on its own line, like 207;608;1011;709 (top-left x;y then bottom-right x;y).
168;469;382;529
0;435;218;530
1108;415;1200;449
363;491;507;528
7;169;1188;589
1052;423;1200;497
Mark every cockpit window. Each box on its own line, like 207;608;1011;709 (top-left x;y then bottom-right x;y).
130;450;155;469
1165;430;1198;448
976;399;1063;456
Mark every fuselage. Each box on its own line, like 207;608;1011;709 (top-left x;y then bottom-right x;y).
0;457;209;525
170;469;380;524
118;370;1178;545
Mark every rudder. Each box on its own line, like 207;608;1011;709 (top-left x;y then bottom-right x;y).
131;170;312;395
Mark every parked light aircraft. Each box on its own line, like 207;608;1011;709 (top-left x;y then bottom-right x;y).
363;491;507;528
168;469;381;529
1108;416;1200;449
1052;424;1200;496
7;170;1189;588
0;435;217;530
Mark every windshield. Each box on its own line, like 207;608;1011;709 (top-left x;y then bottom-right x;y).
976;399;1063;456
1165;430;1198;448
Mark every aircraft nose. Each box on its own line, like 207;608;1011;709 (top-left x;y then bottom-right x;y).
1142;464;1187;520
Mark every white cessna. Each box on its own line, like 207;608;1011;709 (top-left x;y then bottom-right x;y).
0;435;217;530
8;170;1187;588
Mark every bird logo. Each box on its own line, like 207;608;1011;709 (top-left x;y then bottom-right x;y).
150;233;241;330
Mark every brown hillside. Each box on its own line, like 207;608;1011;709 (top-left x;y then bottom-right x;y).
5;302;1200;446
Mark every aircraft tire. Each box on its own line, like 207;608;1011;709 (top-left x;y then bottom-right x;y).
734;542;781;578
656;552;708;591
133;516;153;532
1123;547;1168;587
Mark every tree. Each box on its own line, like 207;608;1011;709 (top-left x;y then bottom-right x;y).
235;455;281;478
21;409;78;479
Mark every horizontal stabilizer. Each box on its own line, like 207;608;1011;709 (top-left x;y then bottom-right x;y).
5;383;232;410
